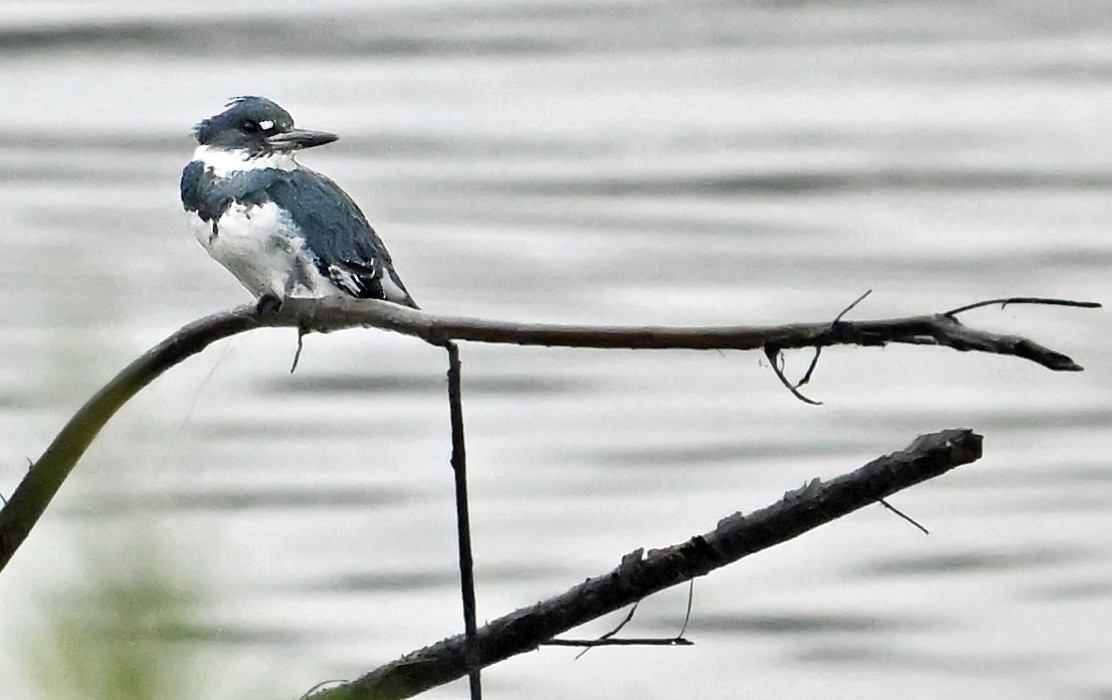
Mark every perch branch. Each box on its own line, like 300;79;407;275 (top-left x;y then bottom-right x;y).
0;296;1092;574
0;312;258;573
304;428;983;700
272;295;1094;371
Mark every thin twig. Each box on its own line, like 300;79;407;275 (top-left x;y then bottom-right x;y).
290;327;306;374
944;297;1101;317
574;603;639;659
438;340;481;699
543;637;694;647
300;680;347;700
877;498;929;535
786;290;873;396
764;345;823;405
836;290;874;322
542;581;697;652
793;348;823;389
676;580;694;640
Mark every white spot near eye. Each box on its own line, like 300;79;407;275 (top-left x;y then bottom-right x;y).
259;120;274;130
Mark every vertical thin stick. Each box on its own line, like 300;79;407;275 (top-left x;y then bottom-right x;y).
444;340;481;698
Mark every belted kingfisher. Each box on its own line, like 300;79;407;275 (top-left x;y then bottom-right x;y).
181;96;418;309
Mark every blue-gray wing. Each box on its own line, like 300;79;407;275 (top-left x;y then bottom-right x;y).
263;169;418;308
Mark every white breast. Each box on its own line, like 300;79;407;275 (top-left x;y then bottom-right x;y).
187;201;341;299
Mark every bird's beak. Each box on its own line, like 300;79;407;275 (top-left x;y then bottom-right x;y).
266;128;338;151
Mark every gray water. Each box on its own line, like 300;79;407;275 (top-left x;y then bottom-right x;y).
1;1;1111;698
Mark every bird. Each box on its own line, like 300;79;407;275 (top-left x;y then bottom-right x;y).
180;96;418;311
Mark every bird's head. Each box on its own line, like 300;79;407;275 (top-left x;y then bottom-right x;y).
192;96;338;156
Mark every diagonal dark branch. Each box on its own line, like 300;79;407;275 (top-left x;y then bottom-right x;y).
0;297;1093;574
304;428;983;700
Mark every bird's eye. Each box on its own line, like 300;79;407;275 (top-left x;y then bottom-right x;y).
241;120;260;133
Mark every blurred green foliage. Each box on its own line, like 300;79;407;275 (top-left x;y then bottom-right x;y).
22;539;207;700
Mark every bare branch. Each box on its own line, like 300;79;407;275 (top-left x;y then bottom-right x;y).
305;429;983;700
0;296;1092;574
0;310;258;574
271;295;1096;371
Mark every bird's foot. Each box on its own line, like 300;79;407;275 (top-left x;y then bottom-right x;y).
256;293;283;314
